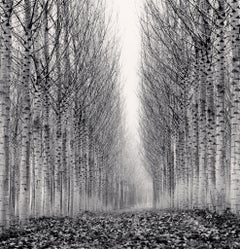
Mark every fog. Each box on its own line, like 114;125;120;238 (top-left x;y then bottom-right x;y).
106;0;153;206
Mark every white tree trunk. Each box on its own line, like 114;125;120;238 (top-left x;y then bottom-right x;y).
0;0;12;228
229;0;240;214
19;0;32;223
215;0;227;213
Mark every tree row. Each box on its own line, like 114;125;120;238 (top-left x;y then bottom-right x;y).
140;0;240;213
0;0;133;228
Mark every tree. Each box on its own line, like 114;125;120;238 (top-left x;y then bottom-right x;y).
0;0;13;228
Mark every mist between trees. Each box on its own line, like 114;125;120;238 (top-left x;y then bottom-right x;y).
140;0;240;214
0;0;152;230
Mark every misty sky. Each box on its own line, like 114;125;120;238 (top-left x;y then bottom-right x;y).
106;0;153;197
107;0;142;136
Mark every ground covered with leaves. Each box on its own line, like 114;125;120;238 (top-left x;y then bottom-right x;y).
0;209;240;248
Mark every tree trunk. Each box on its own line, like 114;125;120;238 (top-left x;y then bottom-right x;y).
0;0;12;228
229;0;240;214
215;0;227;213
19;0;32;223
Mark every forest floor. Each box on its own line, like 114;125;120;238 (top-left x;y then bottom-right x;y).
0;209;240;248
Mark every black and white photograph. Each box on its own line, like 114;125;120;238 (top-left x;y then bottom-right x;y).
0;0;240;248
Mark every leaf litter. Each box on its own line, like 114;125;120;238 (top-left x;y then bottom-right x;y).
0;209;240;248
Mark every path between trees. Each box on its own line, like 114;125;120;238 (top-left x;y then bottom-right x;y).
0;210;240;248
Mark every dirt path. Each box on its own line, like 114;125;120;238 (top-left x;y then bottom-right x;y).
0;210;240;248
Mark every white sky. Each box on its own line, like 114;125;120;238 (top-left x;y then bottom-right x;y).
107;0;142;137
106;0;153;199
